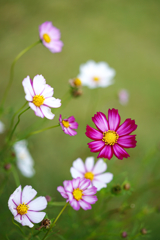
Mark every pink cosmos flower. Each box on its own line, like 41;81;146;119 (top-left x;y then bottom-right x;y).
22;75;61;119
70;157;113;191
57;177;97;211
59;114;78;136
39;21;63;53
8;185;47;228
86;109;137;160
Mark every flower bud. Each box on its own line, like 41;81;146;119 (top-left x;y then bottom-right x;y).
121;232;127;238
45;195;51;202
141;228;147;235
4;163;11;170
111;184;122;195
123;183;130;190
36;218;51;230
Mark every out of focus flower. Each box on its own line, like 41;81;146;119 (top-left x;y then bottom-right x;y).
141;228;147;235
121;232;128;238
39;21;63;53
118;89;129;105
4;163;11;170
123;183;131;190
22;75;61;119
0;121;5;133
70;157;113;191
77;60;115;89
45;195;51;202
57;177;97;211
59;114;78;136
69;78;82;88
86;109;137;160
8;185;47;228
13;140;35;178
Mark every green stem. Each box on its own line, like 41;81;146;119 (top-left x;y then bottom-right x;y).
42;202;69;240
25;124;60;138
0;40;41;108
48;202;66;206
12;166;20;187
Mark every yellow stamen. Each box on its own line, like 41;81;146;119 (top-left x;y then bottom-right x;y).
16;203;29;215
93;76;100;82
74;78;82;86
84;172;94;181
43;33;51;43
62;120;70;128
32;95;45;107
73;188;83;201
102;130;119;145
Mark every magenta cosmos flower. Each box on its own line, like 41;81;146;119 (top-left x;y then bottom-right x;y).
22;75;61;119
59;114;78;136
8;185;47;228
70;157;113;191
86;109;137;160
39;21;63;53
57;177;97;210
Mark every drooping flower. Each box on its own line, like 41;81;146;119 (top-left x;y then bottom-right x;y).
0;121;5;134
70;157;113;191
8;185;47;228
39;21;63;53
77;60;115;89
59;114;78;136
118;89;129;105
13;140;35;178
22;75;61;119
86;109;137;160
57;177;97;210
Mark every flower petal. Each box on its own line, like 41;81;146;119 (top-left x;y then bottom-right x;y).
42;84;54;98
22;76;34;97
117;119;137;136
113;144;130;160
94;173;113;184
26;211;46;223
83;186;97;196
88;140;105;152
72;158;85;174
34;107;44;118
92;180;107;191
82;195;98;204
29;102;37;112
108;109;121;131
21;215;34;228
69;199;80;210
79;179;91;190
86;125;103;140
63;180;73;193
117;135;137;148
28;197;47;211
33;75;46;95
8;186;22;216
40;105;55;120
72;178;81;189
43;97;61;108
67;116;75;122
69;122;78;129
22;186;37;204
85;157;94;172
70;167;83;178
93;159;107;175
57;186;68;199
92;112;109;132
79;200;92;210
97;145;113;160
66;127;77;136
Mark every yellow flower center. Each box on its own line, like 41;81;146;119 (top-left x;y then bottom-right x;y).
93;76;100;82
84;172;94;181
32;95;45;107
62;120;70;128
16;203;29;215
73;188;83;201
74;78;82;86
43;33;51;43
102;130;119;145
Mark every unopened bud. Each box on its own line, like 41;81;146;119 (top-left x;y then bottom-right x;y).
4;163;11;170
111;184;122;195
141;228;147;235
123;183;130;190
36;218;51;230
45;195;51;202
121;232;127;238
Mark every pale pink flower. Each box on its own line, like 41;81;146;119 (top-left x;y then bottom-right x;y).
118;89;129;105
59;114;78;136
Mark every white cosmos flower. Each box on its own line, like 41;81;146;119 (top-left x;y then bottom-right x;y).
8;185;47;228
0;121;5;133
77;60;115;89
70;157;113;191
13;140;35;178
22;75;61;119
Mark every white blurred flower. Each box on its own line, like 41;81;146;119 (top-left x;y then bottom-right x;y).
118;89;129;105
77;60;115;89
13;140;35;178
0;121;5;133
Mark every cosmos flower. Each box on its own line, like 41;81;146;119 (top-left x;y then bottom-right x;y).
59;114;78;136
86;109;137;160
13;140;35;178
8;185;47;228
39;21;63;53
22;75;61;119
0;121;5;134
57;177;97;211
70;157;113;191
77;60;115;89
118;89;129;105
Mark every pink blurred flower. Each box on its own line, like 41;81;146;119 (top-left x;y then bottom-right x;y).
70;157;113;191
57;177;97;211
22;75;61;119
39;21;63;53
59;114;78;136
118;89;129;105
86;109;137;160
8;185;47;228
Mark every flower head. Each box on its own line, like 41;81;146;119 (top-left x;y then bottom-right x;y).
13;140;35;178
59;114;78;136
39;21;63;53
8;185;47;228
70;157;113;191
22;75;61;119
86;109;137;160
118;89;129;105
57;177;97;210
77;60;115;89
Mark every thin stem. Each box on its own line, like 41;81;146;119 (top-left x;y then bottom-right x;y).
12;166;20;187
0;40;41;108
48;202;66;206
25;124;60;138
42;202;69;240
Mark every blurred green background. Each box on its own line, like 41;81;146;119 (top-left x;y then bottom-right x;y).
0;0;160;239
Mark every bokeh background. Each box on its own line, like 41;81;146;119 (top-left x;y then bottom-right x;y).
0;0;160;239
